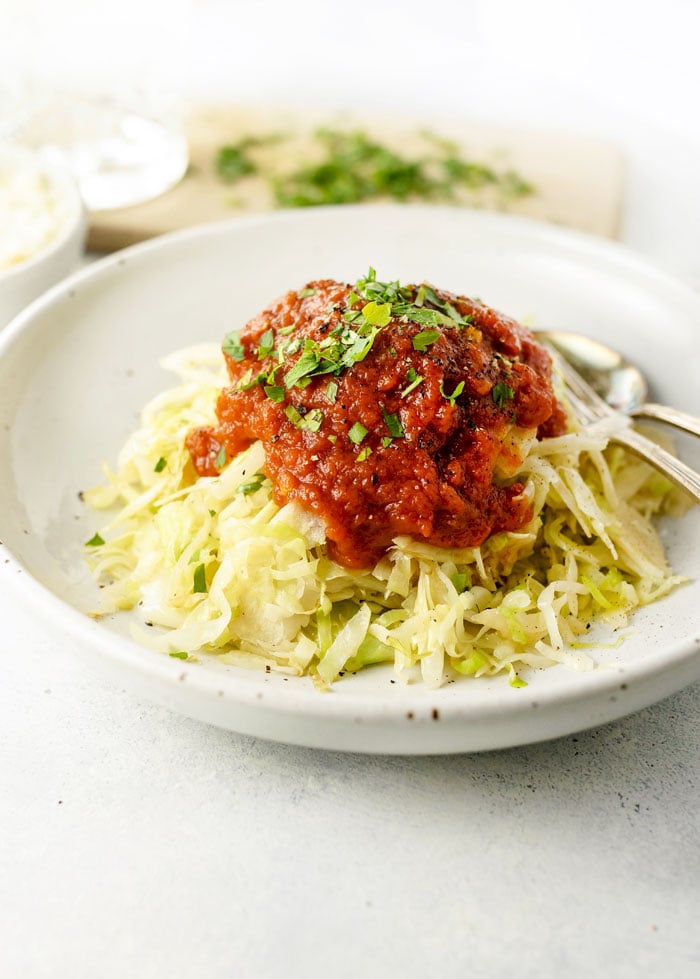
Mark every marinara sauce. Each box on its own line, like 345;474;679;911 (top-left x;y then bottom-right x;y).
186;275;566;568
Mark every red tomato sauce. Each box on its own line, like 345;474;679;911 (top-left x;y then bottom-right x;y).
186;276;565;568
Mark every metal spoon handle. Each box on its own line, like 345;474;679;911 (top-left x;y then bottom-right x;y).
611;428;700;503
631;403;700;439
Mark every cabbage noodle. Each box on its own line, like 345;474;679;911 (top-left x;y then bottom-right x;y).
84;345;687;688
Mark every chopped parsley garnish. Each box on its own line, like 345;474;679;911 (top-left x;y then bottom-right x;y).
169;651;189;660
257;328;275;359
215;135;280;182
285;404;304;427
215;445;227;469
301;408;324;432
264;384;285;402
278;316;380;390
193;563;207;594
85;532;105;547
273;130;437;207
236;269;480;405
221;270;491;465
154;457;167;473
283;347;322;388
401;367;424;398
440;380;465;405
348;421;368;444
492;382;515;409
298;287;318;298
236;473;267;495
412;329;441;351
263;129;534;209
215;141;258;182
441;157;498;189
236;368;266;391
360;300;392;327
382;409;404;438
356;446;372;462
222;330;246;361
409;308;440;327
285;405;324;431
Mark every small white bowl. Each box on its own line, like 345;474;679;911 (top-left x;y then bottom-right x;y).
0;145;86;328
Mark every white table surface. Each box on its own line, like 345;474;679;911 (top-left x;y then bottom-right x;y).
2;2;699;977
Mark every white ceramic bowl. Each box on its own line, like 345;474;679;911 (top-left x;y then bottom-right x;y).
0;206;698;754
0;145;86;328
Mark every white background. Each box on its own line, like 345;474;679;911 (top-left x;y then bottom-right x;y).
2;0;700;279
1;2;699;977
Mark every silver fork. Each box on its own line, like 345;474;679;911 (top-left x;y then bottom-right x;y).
548;348;700;504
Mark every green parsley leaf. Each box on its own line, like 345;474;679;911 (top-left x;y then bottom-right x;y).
401;367;423;398
501;170;535;198
257;328;275;358
215;445;227;469
284;405;324;431
338;326;380;367
348;421;368;444
409;308;440;327
283;342;322;388
342;308;363;325
285;405;304;427
223;330;246;361
298;287;318;298
356;446;372;462
193;563;207;594
85;532;105;547
264;384;285;402
301;408;324;432
361;300;392;327
219;131;534;211
440;380;465;405
154;457;167;473
412;329;441;351
382;409;404;438
381;436;393;448
326;380;338;403
237;473;266;495
492;382;515;409
216;142;257;182
236;369;265;391
169;651;189;660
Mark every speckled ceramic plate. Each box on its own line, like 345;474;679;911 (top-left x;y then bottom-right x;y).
0;205;698;753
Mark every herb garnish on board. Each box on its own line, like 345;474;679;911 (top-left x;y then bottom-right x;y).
215;128;534;208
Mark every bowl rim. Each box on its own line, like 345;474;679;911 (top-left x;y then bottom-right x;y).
0;143;86;283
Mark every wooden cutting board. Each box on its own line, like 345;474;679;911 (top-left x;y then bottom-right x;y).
87;104;624;252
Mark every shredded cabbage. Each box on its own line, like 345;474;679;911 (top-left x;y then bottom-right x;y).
84;345;687;688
